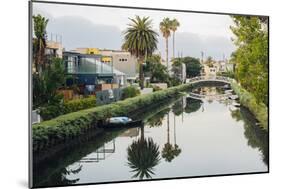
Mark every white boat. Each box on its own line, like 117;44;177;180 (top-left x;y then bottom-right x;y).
233;102;241;107
229;95;239;100
108;117;132;124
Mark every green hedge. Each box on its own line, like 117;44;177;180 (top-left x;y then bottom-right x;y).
231;81;268;131
64;96;96;114
32;84;191;152
39;96;96;121
121;86;140;99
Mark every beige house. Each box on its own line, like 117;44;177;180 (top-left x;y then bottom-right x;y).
46;41;63;58
99;49;138;79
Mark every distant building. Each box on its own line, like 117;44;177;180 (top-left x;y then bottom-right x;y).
99;49;138;80
46;40;63;58
63;49;126;94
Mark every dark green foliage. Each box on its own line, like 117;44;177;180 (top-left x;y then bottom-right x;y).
33;14;48;73
217;70;235;79
121;86;140;100
32;84;192;152
39;96;96;121
231;81;268;130
33;58;65;109
144;55;170;83
161;143;181;162
122;15;158;89
230;107;268;165
185;97;203;113
127;138;161;179
172;57;202;78
230;16;268;106
152;85;162;92
64;96;96;114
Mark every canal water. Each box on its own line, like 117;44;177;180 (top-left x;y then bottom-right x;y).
33;86;268;187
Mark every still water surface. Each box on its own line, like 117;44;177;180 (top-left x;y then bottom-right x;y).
34;86;268;187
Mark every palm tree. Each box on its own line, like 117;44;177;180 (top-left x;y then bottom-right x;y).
170;19;180;58
122;16;158;89
160;18;172;69
33;14;49;75
127;138;161;179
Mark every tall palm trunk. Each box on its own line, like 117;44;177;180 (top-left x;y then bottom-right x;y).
167;113;170;144
141;125;145;142
172;31;175;59
174;113;176;145
139;56;144;89
165;37;169;70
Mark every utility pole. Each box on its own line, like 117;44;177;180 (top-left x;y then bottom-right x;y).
201;51;204;64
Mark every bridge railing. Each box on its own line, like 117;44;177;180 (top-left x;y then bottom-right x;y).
189;76;233;83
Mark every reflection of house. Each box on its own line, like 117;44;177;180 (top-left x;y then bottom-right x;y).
63;48;126;94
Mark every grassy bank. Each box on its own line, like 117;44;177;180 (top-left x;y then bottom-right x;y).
33;84;192;152
230;81;268;131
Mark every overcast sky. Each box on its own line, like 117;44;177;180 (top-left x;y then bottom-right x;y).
33;2;236;60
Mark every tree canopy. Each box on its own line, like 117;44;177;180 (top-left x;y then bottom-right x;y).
172;57;202;78
122;15;158;89
230;16;268;106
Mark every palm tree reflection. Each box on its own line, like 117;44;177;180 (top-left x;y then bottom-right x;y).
162;110;182;163
127;137;161;180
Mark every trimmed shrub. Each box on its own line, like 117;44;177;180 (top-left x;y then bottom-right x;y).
32;83;192;152
39;96;96;121
231;81;268;131
64;96;96;114
121;86;140;100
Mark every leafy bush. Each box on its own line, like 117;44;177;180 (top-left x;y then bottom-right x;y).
121;86;140;99
39;96;96;121
33;83;192;152
231;81;268;130
33;58;65;109
64;96;96;114
152;85;162;92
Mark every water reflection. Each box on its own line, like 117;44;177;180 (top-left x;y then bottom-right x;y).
185;98;203;113
33;86;268;187
147;108;170;127
162;104;182;162
230;107;269;166
127;137;161;179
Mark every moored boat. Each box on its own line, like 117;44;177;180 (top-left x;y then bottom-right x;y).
99;117;143;129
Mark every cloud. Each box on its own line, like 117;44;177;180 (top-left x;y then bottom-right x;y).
44;15;235;59
156;32;236;60
46;16;123;50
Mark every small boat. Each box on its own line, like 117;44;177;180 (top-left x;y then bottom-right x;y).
222;84;231;89
100;117;143;128
225;89;233;93
233;102;241;107
228;95;239;100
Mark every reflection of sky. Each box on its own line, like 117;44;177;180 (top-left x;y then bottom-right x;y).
65;95;267;184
